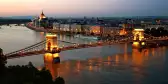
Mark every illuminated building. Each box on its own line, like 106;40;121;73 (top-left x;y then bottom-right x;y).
63;24;70;32
70;24;82;33
70;23;77;33
39;10;46;21
90;25;101;35
53;22;60;30
119;28;127;35
82;25;91;35
76;25;82;33
59;24;64;31
32;10;48;28
101;26;120;36
39;10;48;28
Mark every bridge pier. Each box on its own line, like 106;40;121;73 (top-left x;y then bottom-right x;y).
44;52;60;79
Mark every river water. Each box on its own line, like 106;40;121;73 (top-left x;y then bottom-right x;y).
1;25;168;84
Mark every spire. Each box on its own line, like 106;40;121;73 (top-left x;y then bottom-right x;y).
41;10;45;16
41;10;44;15
39;10;46;21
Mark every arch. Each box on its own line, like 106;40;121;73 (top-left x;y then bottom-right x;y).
133;29;144;41
47;41;51;51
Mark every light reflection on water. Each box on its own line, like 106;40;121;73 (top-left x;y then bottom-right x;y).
2;25;168;84
43;46;168;84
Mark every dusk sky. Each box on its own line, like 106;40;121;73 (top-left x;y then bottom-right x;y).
0;0;168;17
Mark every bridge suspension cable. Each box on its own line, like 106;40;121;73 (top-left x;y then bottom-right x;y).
5;40;47;56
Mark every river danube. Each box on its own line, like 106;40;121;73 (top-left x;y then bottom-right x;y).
1;25;168;84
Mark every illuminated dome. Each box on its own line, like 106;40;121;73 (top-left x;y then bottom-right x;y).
39;10;47;21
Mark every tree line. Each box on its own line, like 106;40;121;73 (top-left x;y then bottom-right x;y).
144;27;168;37
0;48;65;84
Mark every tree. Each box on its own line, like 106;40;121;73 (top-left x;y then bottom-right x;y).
0;48;7;77
0;48;7;68
144;28;150;34
150;28;158;37
157;27;165;36
54;77;65;84
34;68;53;84
91;32;94;36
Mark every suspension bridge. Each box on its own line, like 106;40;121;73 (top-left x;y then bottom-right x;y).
4;30;168;59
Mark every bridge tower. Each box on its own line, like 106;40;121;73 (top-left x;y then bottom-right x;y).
132;29;145;48
45;33;58;51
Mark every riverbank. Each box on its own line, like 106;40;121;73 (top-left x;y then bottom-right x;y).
132;40;168;51
25;23;130;42
26;23;102;38
26;23;77;35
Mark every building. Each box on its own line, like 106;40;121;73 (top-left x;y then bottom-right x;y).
32;11;48;28
101;26;120;36
70;23;77;33
76;24;82;33
82;25;91;35
59;24;70;32
39;11;48;28
60;24;65;31
69;24;82;33
90;25;101;35
122;23;134;29
32;17;39;27
145;25;165;29
63;24;70;32
53;22;60;30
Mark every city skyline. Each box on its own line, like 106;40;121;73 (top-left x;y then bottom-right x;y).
0;0;168;17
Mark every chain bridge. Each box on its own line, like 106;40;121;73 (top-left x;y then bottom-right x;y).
5;30;168;59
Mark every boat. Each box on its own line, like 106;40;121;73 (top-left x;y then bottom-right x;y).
74;35;98;40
